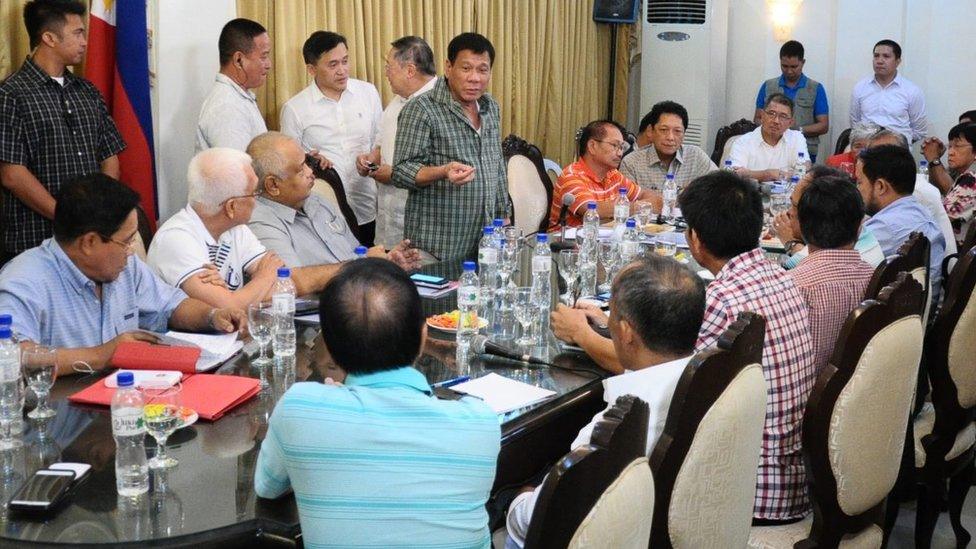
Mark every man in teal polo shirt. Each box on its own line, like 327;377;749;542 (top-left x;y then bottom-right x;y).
754;40;829;162
255;258;500;548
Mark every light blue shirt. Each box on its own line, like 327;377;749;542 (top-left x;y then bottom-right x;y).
0;239;187;347
255;366;500;549
864;195;946;297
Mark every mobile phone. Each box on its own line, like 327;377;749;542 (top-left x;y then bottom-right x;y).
410;273;449;286
9;469;75;514
295;297;319;315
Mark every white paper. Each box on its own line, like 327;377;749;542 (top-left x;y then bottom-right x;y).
137;330;244;372
450;373;556;414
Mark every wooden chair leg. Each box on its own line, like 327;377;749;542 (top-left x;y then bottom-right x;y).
948;459;974;549
915;480;944;549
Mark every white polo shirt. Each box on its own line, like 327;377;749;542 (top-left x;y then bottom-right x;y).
147;206;267;290
729;126;810;173
280;79;383;226
196;73;268;152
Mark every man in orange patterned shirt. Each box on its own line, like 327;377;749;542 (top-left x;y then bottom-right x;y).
549;120;661;229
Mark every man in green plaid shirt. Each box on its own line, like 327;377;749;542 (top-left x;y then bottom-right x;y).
392;33;511;264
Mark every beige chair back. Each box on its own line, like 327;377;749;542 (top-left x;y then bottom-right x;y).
719;134;742;166
568;457;654;548
508;154;549;235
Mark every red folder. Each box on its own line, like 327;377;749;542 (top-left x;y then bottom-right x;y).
68;374;261;421
111;341;201;374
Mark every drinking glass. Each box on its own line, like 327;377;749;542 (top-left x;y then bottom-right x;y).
654;238;678;257
598;241;619;293
636;202;656;227
558;249;580;306
140;383;182;470
513;287;537;347
502;226;523;281
768;192;791;238
23;344;57;420
248;302;275;388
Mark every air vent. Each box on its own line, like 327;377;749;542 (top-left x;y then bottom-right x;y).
646;0;707;25
684;122;704;148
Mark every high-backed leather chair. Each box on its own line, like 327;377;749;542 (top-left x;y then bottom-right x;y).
502;134;552;236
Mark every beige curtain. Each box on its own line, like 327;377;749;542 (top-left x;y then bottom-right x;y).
0;0;35;79
238;0;633;167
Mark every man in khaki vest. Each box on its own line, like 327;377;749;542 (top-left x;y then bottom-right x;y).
754;40;829;162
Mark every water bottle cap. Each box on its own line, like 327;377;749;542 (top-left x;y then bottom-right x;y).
625;218;636;228
0;327;10;339
0;314;11;326
619;187;627;194
724;159;732;165
536;233;548;243
920;160;928;166
462;261;476;271
277;267;290;278
587;201;597;210
492;218;504;227
798;152;805;158
666;173;675;180
117;371;135;387
483;226;494;235
354;245;368;256
790;175;799;182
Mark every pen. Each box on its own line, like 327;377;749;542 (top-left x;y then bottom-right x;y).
432;375;470;389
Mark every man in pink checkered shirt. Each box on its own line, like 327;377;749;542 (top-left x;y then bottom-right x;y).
681;171;816;524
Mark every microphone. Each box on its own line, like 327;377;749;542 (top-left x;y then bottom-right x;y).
471;335;550;366
557;192;576;228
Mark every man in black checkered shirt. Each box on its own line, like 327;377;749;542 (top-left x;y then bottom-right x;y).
0;0;125;263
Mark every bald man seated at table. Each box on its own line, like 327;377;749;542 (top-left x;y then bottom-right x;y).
0;175;245;376
147;147;285;309
245;132;420;295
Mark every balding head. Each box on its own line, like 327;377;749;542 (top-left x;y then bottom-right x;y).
868;129;909;150
187;148;257;217
247;131;296;182
246;132;313;210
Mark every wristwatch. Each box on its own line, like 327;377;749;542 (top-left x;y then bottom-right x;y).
783;240;804;256
930;159;943;168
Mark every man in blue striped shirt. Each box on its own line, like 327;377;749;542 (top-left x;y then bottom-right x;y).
255;258;500;548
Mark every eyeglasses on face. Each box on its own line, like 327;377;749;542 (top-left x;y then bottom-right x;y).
764;110;792;121
101;232;138;252
220;187;265;206
595;139;628;153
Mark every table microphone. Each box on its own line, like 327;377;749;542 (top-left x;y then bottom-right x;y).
471;335;550;366
557;192;576;228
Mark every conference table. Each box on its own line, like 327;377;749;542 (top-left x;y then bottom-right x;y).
0;272;607;546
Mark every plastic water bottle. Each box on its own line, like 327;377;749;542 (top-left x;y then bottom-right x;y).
788;175;800;193
619;218;641;265
457;261;480;361
0;324;22;447
793;152;807;180
662;173;678;221
492;218;505;247
919;160;929;183
531;234;553;339
354;245;368;259
272;267;296;358
723;159;734;172
478;227;499;329
112;371;149;497
579;202;600;296
613;187;630;226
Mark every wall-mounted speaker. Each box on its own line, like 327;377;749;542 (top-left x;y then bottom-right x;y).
593;0;640;24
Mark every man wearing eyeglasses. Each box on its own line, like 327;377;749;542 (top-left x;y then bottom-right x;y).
245;132;420;295
0;0;126;265
0;174;246;377
730;94;810;183
147;148;285;310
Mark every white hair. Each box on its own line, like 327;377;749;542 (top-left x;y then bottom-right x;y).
850;122;882;146
186;148;254;215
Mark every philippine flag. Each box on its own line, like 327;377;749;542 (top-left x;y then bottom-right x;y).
85;0;158;228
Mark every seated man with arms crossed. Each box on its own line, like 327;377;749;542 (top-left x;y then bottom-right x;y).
0;175;245;376
506;254;706;548
255;258;499;547
246;132;419;295
549;119;661;229
730;93;810;182
147;148;284;309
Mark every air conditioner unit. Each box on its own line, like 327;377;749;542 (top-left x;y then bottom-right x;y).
640;0;730;153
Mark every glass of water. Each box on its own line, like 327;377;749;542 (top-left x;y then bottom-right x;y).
23;344;57;420
598;241;619;293
636;202;656;227
248;302;275;388
513;287;537;347
654;238;678;257
558;249;580;306
140;382;182;470
768;191;791;237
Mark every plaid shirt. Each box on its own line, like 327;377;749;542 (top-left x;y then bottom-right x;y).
391;76;510;263
790;249;874;375
696;247;815;520
618;143;718;192
0;57;125;255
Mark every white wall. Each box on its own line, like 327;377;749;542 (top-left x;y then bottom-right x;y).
151;0;236;222
722;0;976;160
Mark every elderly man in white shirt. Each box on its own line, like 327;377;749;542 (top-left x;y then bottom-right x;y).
356;36;438;250
504;254;706;548
730;93;810;182
147;148;284;310
849;39;926;145
280;31;383;246
196;19;271;152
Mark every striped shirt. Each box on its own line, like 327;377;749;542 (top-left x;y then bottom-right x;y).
255;367;500;548
0;238;186;348
391;77;510;263
618;144;717;192
549;158;640;229
696;247;815;520
790;249;874;374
